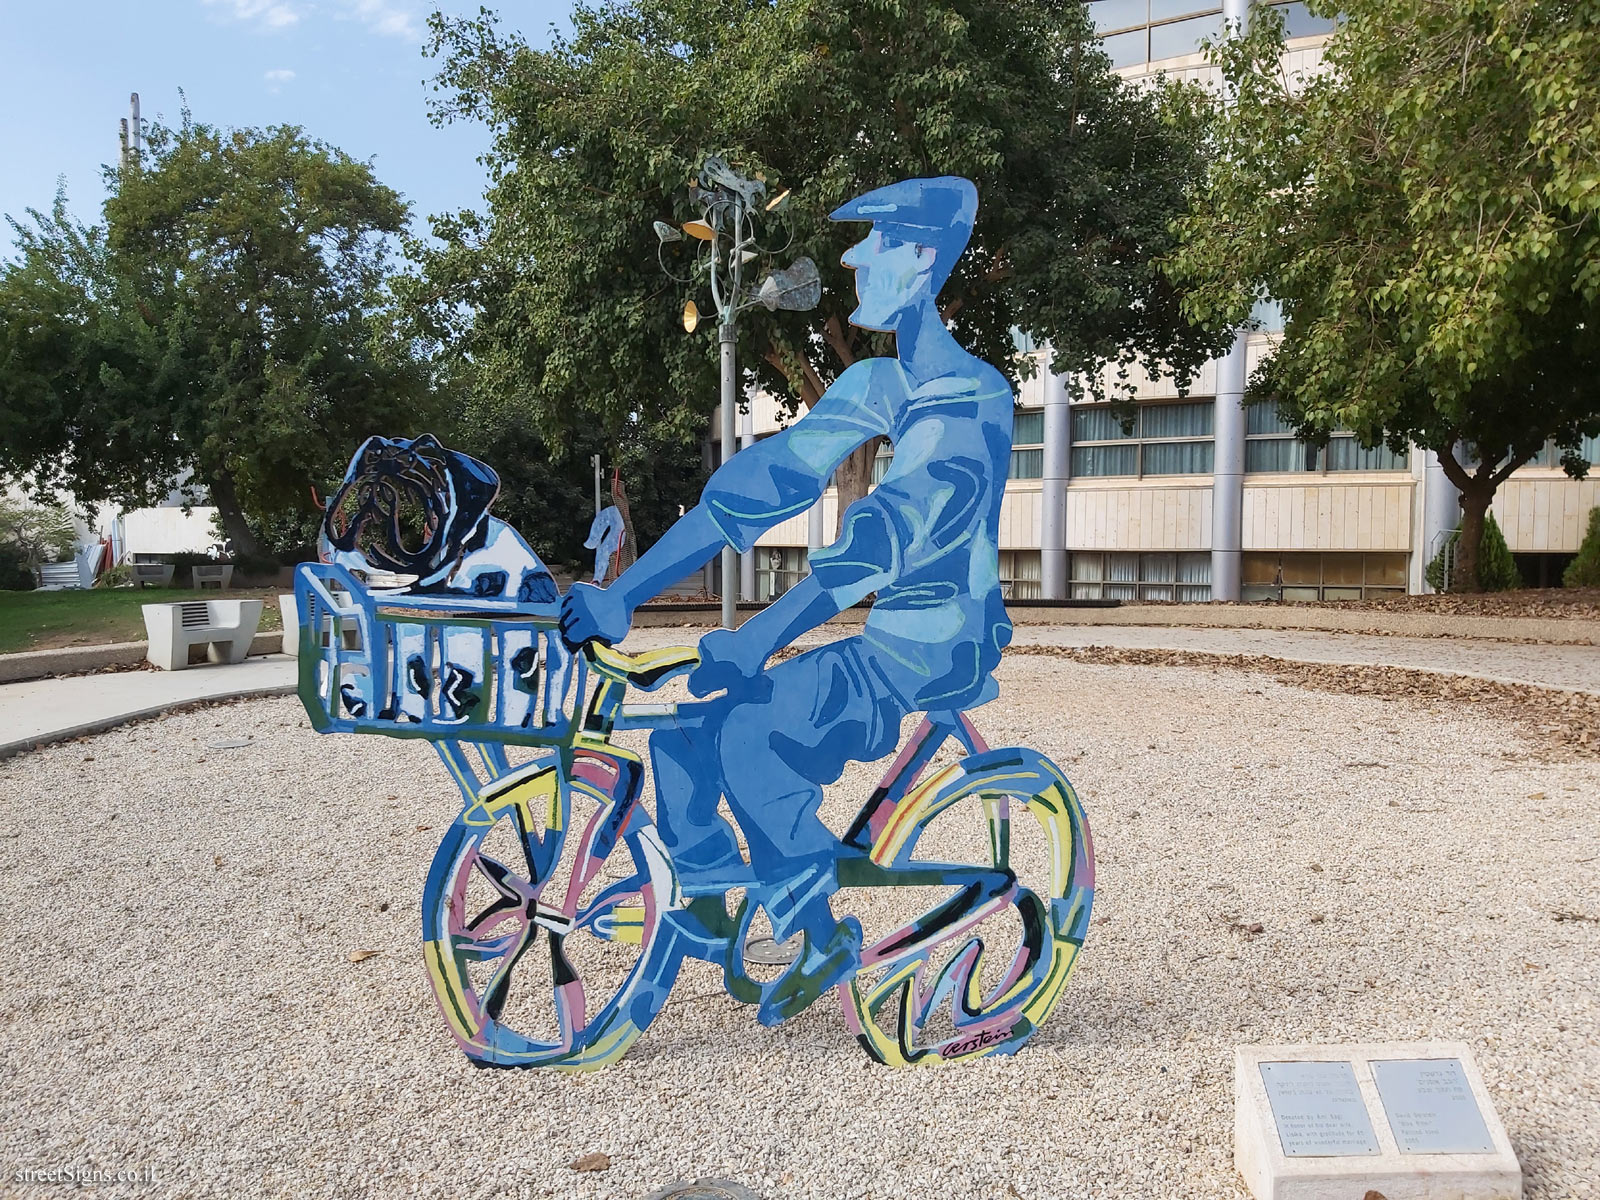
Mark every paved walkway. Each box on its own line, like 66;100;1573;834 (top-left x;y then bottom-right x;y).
0;655;296;758
2;625;1595;759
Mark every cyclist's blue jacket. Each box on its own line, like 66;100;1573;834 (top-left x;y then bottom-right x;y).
702;356;1015;711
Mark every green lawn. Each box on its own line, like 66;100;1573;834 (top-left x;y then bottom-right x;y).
0;586;285;655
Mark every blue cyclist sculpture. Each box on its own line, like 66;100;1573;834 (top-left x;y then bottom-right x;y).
295;176;1094;1069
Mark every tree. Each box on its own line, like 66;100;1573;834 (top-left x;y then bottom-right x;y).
0;496;76;579
1168;0;1600;591
0;114;436;557
449;392;709;571
407;0;1230;527
1425;512;1521;592
1565;507;1600;588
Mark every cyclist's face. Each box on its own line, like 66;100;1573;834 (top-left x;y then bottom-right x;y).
841;228;936;331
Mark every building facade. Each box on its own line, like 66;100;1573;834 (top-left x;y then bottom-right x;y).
710;2;1600;603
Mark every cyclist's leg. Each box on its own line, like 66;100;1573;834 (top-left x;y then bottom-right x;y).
648;710;743;874
717;638;908;942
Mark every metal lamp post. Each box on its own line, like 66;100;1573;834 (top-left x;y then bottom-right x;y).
655;156;820;629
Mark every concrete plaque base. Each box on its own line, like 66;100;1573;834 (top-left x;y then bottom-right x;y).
1235;1042;1521;1200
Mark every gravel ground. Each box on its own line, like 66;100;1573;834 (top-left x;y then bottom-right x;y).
1;643;1596;1200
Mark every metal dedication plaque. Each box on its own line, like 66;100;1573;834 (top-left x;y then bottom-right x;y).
1259;1061;1381;1157
1371;1058;1495;1154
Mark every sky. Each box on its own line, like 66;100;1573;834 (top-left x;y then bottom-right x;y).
0;0;574;251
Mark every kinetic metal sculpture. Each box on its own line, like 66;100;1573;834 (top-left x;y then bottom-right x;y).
296;177;1094;1070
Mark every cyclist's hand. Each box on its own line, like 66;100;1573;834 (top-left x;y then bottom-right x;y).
688;628;769;700
559;582;632;649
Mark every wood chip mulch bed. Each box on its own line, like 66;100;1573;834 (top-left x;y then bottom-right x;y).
1006;644;1600;758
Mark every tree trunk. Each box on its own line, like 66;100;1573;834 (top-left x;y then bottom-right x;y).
208;470;265;560
833;438;883;535
1453;484;1492;594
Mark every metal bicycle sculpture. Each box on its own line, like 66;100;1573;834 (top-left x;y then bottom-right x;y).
296;176;1094;1071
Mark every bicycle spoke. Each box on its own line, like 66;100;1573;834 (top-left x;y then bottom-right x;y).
482;919;539;1023
549;934;589;1038
473;851;537;907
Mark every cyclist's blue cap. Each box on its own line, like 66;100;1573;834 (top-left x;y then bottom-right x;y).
829;176;978;245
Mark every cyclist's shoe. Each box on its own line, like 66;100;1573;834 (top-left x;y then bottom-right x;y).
756;916;863;1028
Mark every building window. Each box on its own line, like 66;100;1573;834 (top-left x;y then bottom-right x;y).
1523;435;1600;470
1011;409;1044;479
871;441;893;485
757;547;809;602
999;550;1042;600
1092;0;1331;70
1244;403;1410;473
1090;1;1223;67
1241;551;1408;602
1070;401;1215;477
1070;551;1211;602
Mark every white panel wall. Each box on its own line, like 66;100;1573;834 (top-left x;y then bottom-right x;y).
714;389;802;443
122;506;219;556
1065;484;1212;550
1241;483;1413;551
1492;475;1600;553
753;494;838;549
998;484;1043;550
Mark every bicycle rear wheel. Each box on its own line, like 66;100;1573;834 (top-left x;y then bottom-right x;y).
840;746;1094;1066
422;761;682;1070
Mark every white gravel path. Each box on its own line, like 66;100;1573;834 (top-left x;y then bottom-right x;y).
0;644;1595;1200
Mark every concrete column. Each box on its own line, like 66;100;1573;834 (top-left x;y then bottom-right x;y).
1040;361;1072;599
1210;332;1248;601
1417;447;1461;593
738;405;757;602
806;499;825;554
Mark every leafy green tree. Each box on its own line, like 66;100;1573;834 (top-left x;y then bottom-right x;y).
1425;513;1522;593
1168;0;1600;591
0;114;435;558
407;0;1229;524
1565;507;1600;588
0;496;76;579
449;394;709;571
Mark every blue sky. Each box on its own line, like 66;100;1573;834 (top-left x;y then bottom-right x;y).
1;1;573;250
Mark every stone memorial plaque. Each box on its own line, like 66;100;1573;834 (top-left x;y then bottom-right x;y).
1372;1058;1495;1154
1236;1043;1521;1200
1259;1060;1381;1157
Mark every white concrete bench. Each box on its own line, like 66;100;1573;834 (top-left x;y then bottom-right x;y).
130;562;176;588
191;564;234;590
278;589;365;658
142;599;264;670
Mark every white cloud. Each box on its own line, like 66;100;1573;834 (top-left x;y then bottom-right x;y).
339;0;422;39
203;0;302;30
264;68;296;82
202;0;427;41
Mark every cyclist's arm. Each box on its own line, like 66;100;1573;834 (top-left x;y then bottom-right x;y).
608;361;890;614
724;479;907;667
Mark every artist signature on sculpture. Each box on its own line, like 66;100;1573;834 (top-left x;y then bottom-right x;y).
941;1027;1019;1059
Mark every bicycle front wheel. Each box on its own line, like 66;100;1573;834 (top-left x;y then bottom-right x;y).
840;746;1094;1066
421;763;682;1070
